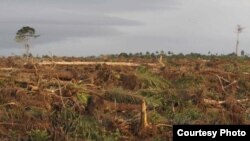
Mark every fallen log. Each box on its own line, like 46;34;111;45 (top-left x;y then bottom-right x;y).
0;68;19;71
38;61;158;67
203;98;249;105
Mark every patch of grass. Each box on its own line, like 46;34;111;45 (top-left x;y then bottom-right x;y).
74;116;103;140
27;129;50;141
3;108;24;121
239;63;250;73
236;77;250;99
173;107;201;124
161;89;183;117
25;106;47;120
238;77;250;91
202;109;224;124
0;74;16;88
152;135;168;141
51;108;104;140
76;91;90;107
8;129;23;141
223;64;238;72
173;72;203;89
0;80;6;88
148;110;167;124
205;90;220;101
102;129;121;141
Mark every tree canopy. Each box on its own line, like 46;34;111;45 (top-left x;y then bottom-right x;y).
15;26;39;57
15;26;37;42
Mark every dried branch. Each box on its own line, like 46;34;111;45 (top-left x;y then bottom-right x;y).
224;80;238;89
203;98;249;105
0;122;21;125
52;77;66;108
215;74;226;93
155;123;172;128
219;76;230;83
0;102;18;107
33;62;41;87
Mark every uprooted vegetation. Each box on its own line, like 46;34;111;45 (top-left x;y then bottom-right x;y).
0;55;249;140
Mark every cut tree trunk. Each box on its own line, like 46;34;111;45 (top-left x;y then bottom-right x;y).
140;100;149;131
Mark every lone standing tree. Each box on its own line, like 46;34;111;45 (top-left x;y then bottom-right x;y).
15;26;40;57
235;25;245;56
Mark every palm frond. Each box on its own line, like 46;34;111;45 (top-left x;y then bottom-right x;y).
104;87;142;104
136;66;171;89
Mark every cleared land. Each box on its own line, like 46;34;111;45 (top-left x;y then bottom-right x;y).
0;55;249;140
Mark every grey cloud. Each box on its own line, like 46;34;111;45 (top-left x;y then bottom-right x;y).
35;24;122;44
0;0;176;12
0;0;153;51
1;16;141;26
2;0;249;57
1;0;172;52
0;23;122;50
0;0;175;19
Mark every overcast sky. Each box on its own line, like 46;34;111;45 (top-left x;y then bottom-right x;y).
1;0;250;56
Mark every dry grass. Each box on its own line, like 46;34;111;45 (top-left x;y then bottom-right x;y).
0;56;249;140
